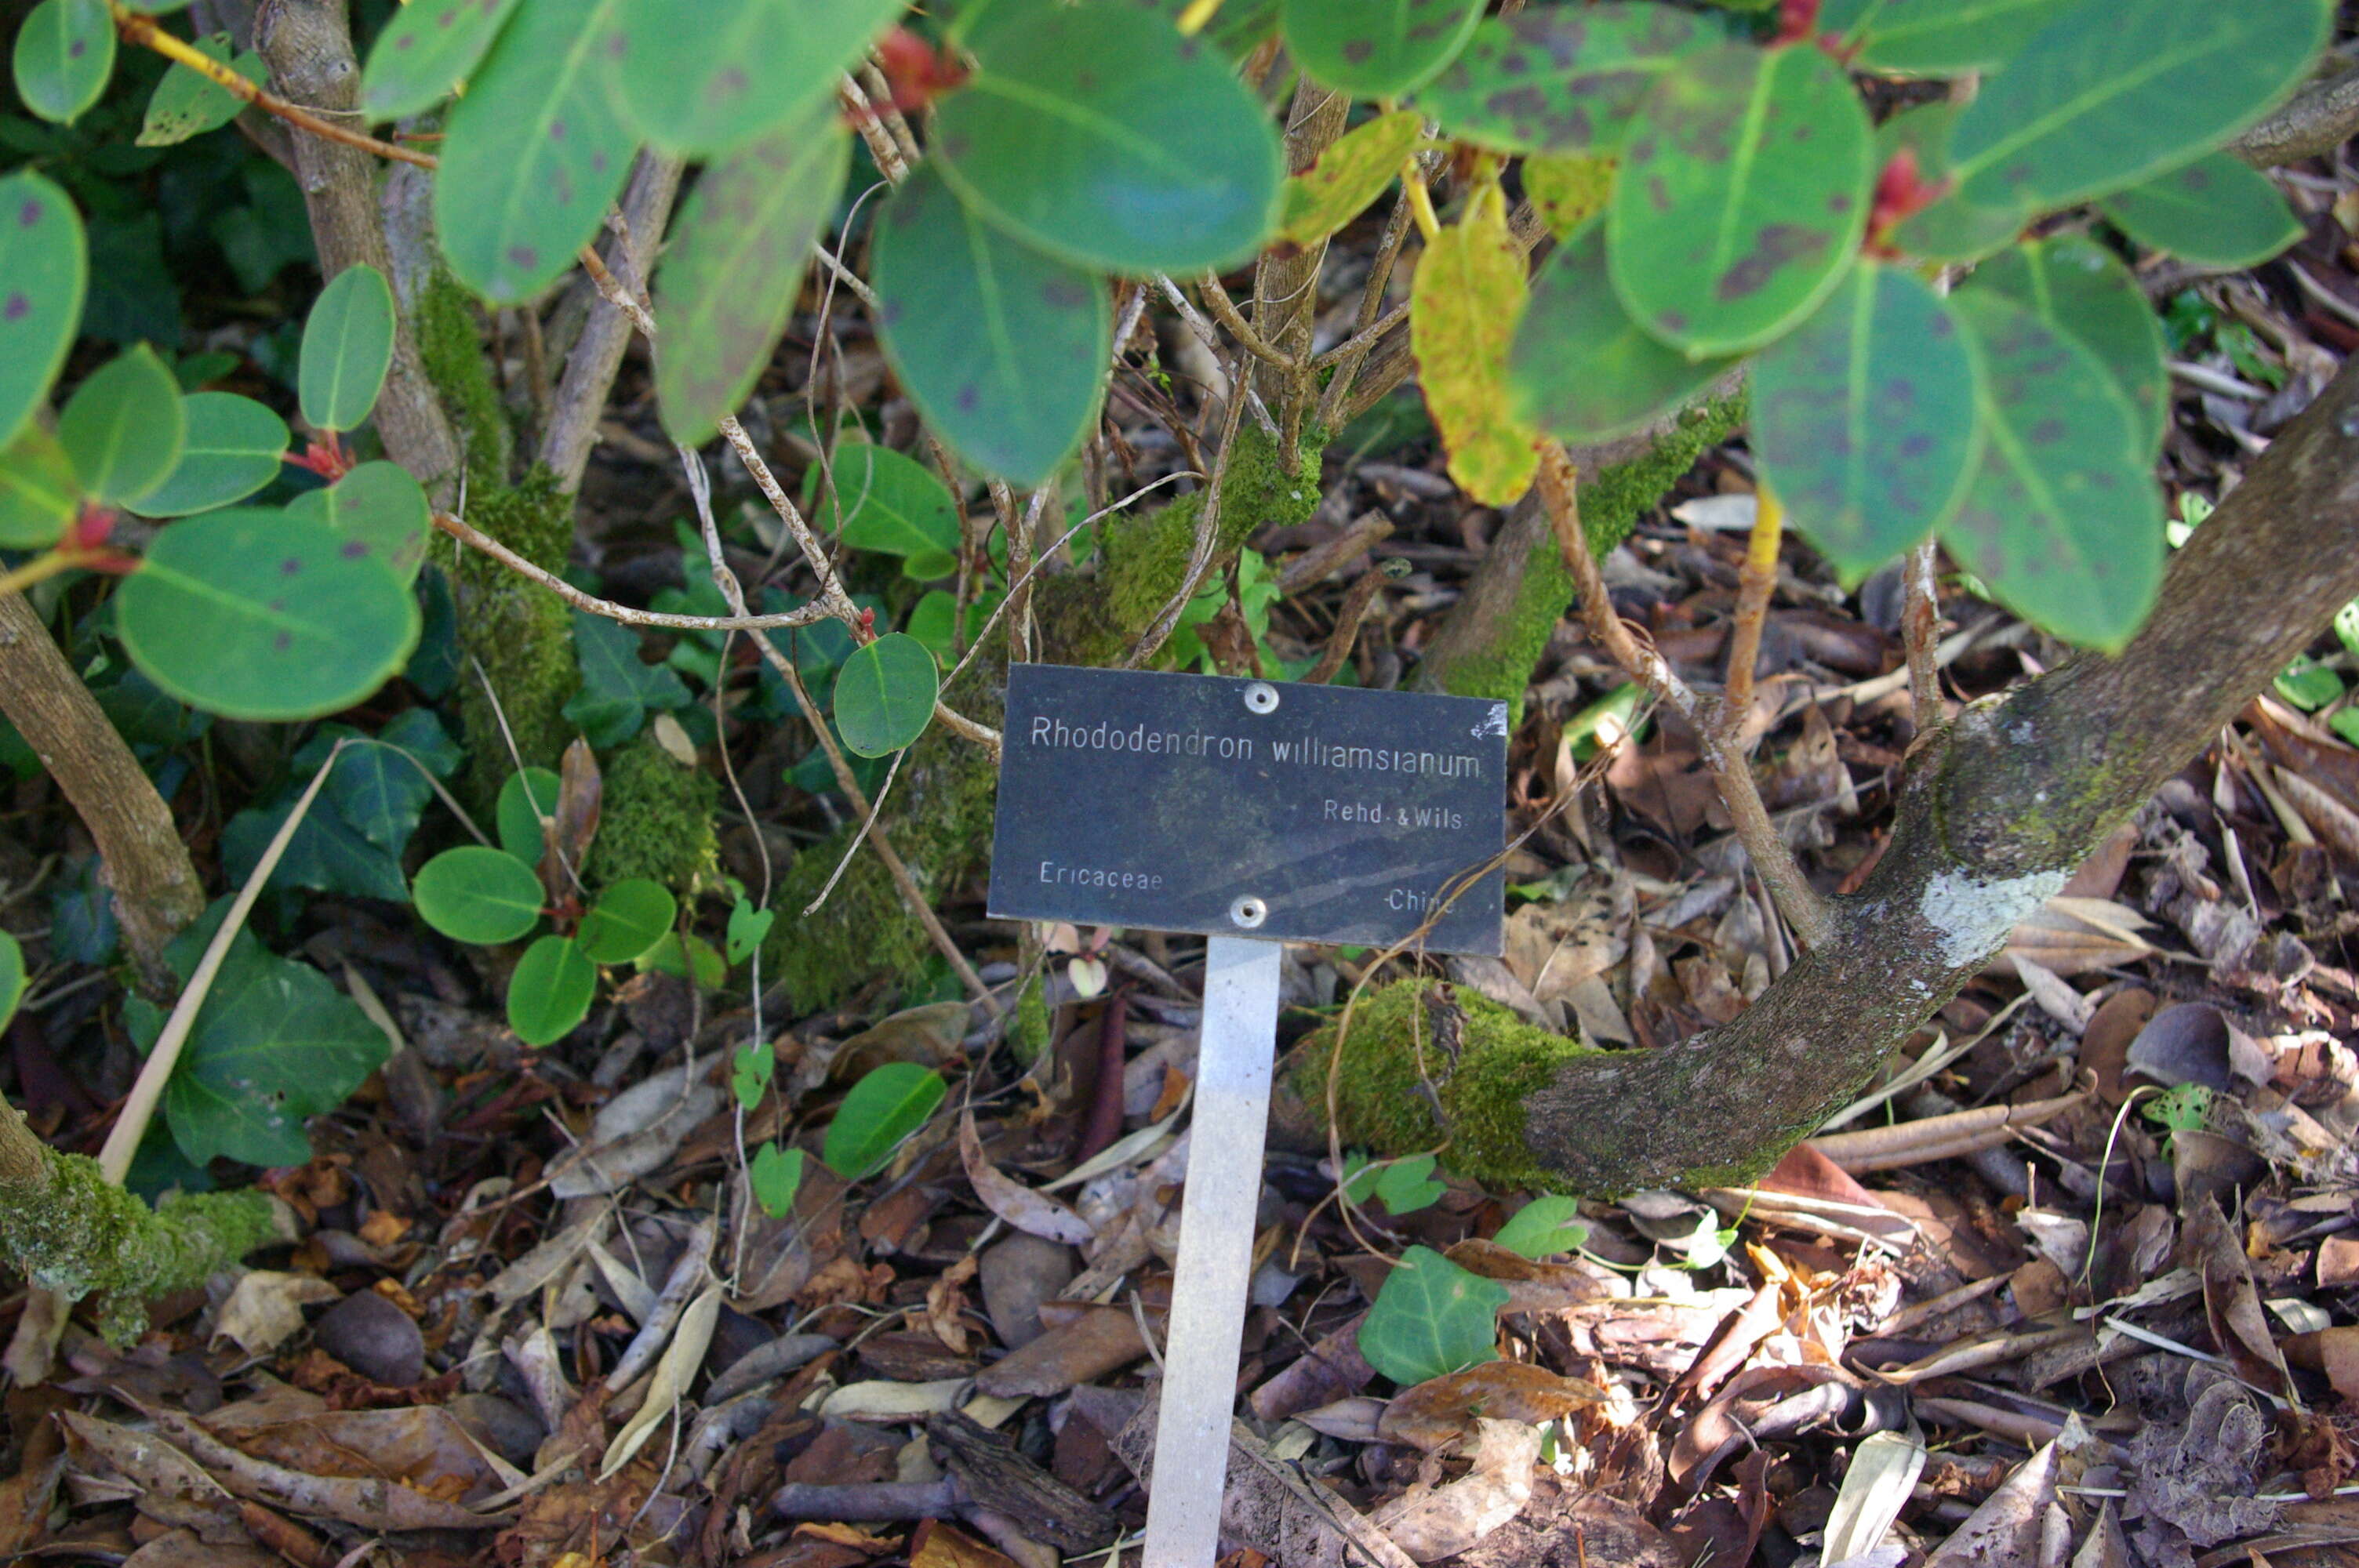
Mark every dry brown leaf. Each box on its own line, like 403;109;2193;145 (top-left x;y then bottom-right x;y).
1999;898;2154;977
959;1111;1094;1247
975;1306;1147;1398
2186;1195;2295;1399
1369;1418;1543;1563
1920;1440;2059;1568
547;1062;725;1198
57;1412;245;1544
118;1529;280;1568
133;1403;511;1531
912;1519;1021;1568
212;1270;339;1358
1378;1363;1604;1451
2284;1326;2359;1403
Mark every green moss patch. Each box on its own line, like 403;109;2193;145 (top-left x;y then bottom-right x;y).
591;736;718;893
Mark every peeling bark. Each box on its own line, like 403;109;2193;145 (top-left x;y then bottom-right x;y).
1520;358;2359;1192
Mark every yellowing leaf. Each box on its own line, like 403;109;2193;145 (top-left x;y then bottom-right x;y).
1276;109;1422;249
1522;153;1616;238
1411;184;1536;506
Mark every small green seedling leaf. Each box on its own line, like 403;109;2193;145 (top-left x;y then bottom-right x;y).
565;609;689;746
507;933;594;1046
2336;599;2359;662
1819;0;2081;74
2274;658;2343;712
2332;710;2359;750
1941;291;2163;651
362;0;526;118
871;165;1111;486
833;632;939;757
412;844;547;945
732;1038;775;1109
751;1142;805;1217
0;426;80;549
1667;1211;1738;1270
936;3;1283;275
819;443;962;580
138;31;268;146
137;392;289;517
1493;1195;1590;1259
653;108;849;445
285;459;431;582
1969;237;2169;459
577;877;678;964
1275;110;1423;250
434;0;636;303
117;508;420;719
1411;184;1536;506
1358;1246;1507;1386
1948;0;2333;212
642;930;727;988
1510;223;1739;445
726;896;776;966
0;172;86;451
0;931;23;1036
1371;1153;1445;1216
1281;0;1485;97
497;766;562;866
300;263;397;434
606;0;900;156
60;345;185;506
13;0;114;125
1416;3;1706;155
2102;154;2303;270
823;1061;947;1181
1609;39;1872;358
1751;261;1980;579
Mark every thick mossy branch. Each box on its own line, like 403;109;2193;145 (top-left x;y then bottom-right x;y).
416;267;513;493
591;736;719;892
1271;980;1602;1192
0;1141;281;1344
453;467;582;811
1416;395;1743;713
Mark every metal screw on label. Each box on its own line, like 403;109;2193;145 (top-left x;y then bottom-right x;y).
1243;681;1279;714
1228;895;1267;929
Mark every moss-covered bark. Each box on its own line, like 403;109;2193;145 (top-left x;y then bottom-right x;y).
591;735;719;892
452;469;582;813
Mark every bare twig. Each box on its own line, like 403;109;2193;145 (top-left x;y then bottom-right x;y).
1304;568;1388;685
543;154;684;489
1315;192;1416;430
431;510;836;631
1724;486;1783;728
1903;539;1943;731
1198;271;1300;370
838;71;911;182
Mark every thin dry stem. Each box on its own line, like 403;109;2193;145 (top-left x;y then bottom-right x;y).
1198;272;1299;371
1123;351;1253;668
116;9;436;168
431;511;837;631
1903;539;1943;731
1723;486;1783;728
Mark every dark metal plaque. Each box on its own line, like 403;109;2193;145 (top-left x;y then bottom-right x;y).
988;665;1507;954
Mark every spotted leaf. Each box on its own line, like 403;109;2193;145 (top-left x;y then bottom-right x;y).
1750;262;1981;579
286;459;431;583
1412;184;1537;506
1281;0;1485;98
1415;3;1706;156
653;107;848;445
0;172;85;451
137;31;268;147
2102;154;2303;270
1818;0;2081;74
1509;223;1738;445
1967;236;2168;460
871;165;1110;486
606;0;899;157
1609;40;1872;358
1275;109;1422;250
435;0;637;303
115;509;422;720
1521;153;1616;238
362;0;526;118
13;0;114;125
1941;291;2163;652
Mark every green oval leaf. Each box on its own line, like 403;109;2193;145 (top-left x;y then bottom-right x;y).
300;263;396;434
497;765;562;866
0;426;80;549
1949;0;2332;212
1819;0;2081;74
413;844;547;945
1276;109;1423;250
936;3;1284;275
1357;1245;1507;1386
1751;262;1980;579
1411;186;1536;506
1509;223;1738;445
1941;291;2163;652
1415;3;1706;156
0;930;24;1036
114;508;422;719
60;345;185;506
136;391;289;517
435;0;638;303
13;0;114;125
285;459;431;582
137;31;268;146
832;632;939;758
822;1061;947;1181
362;0;526;119
2101;154;2303;270
608;0;900;156
1968;236;2168;460
0;172;86;451
871;164;1111;486
652;108;849;445
1608;40;1873;358
577;877;677;964
507;933;595;1045
820;443;961;579
1281;0;1485;98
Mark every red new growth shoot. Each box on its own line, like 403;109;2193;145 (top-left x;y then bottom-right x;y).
856;605;878;643
1865;148;1943;254
62;505;137;575
1772;0;1823;46
873;28;969;114
286;432;354;482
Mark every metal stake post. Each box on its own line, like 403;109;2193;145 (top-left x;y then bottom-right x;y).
1142;933;1285;1568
